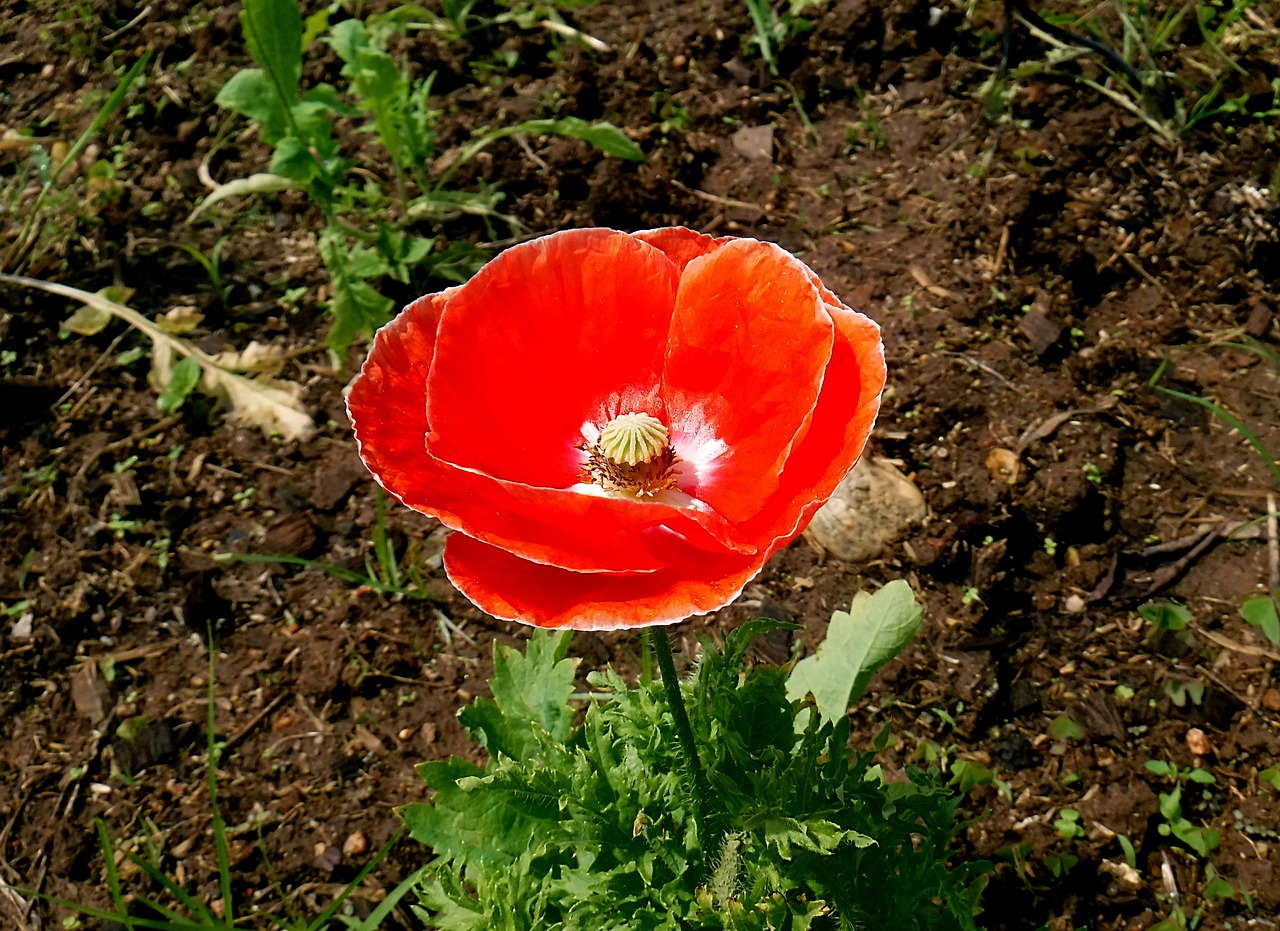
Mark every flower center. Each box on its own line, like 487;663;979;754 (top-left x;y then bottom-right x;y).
581;412;678;496
598;412;668;466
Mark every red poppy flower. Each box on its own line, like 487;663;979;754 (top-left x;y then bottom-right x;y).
347;228;885;630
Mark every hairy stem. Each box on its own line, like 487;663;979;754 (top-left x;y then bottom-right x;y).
651;629;711;836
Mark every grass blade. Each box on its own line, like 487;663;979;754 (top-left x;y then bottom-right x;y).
1152;382;1280;487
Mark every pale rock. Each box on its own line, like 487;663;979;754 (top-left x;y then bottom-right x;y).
805;458;927;562
1185;727;1212;757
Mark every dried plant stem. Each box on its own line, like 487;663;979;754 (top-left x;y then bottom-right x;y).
650;629;711;835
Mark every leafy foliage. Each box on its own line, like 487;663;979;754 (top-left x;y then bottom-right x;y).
785;579;923;725
206;0;645;365
404;588;988;930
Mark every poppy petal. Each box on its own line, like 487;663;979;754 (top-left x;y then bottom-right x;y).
662;240;834;522
348;297;743;573
732;299;885;549
424;229;680;488
634;227;724;271
444;532;770;630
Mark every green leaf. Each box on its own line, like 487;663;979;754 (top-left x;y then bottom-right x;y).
238;0;302;117
300;6;331;50
318;228;395;362
1138;601;1192;632
325;276;393;362
1117;833;1137;869
1241;595;1280;644
268;135;323;183
458;631;577;761
756;815;872;859
508;117;646;161
1203;874;1237;900
1260;766;1280;791
158;356;201;413
785;580;923;725
64;303;114;336
438;116;644;189
216;69;291;144
1047;712;1085;741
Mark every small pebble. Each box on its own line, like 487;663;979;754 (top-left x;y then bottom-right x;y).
343;831;368;857
1263;688;1280;712
1185;727;1212;757
1064;594;1086;613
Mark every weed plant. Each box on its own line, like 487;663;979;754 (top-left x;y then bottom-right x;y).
47;640;414;931
991;0;1280;140
1;52;150;276
205;0;644;365
405;585;990;930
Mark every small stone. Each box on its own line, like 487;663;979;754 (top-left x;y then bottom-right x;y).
1018;304;1064;356
343;831;368;857
805;458;927;562
71;663;111;724
1101;858;1143;892
1263;688;1280;712
1064;594;1086;614
9;611;34;640
312;844;342;872
984;448;1021;485
1185;727;1212;757
731;124;774;162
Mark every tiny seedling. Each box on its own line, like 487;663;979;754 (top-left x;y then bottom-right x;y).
1139;600;1195;648
1053;808;1085;841
1163;677;1205;708
1145;760;1221;858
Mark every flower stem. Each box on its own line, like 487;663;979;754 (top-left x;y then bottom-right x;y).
650;629;711;828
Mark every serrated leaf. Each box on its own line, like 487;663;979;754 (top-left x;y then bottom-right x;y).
458;630;576;761
0;273;314;442
404;759;561;870
756;815;871;859
785;580;923;725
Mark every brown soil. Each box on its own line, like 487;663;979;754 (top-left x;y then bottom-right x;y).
3;1;1279;929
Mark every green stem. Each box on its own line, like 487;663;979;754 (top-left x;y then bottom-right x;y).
651;629;711;827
